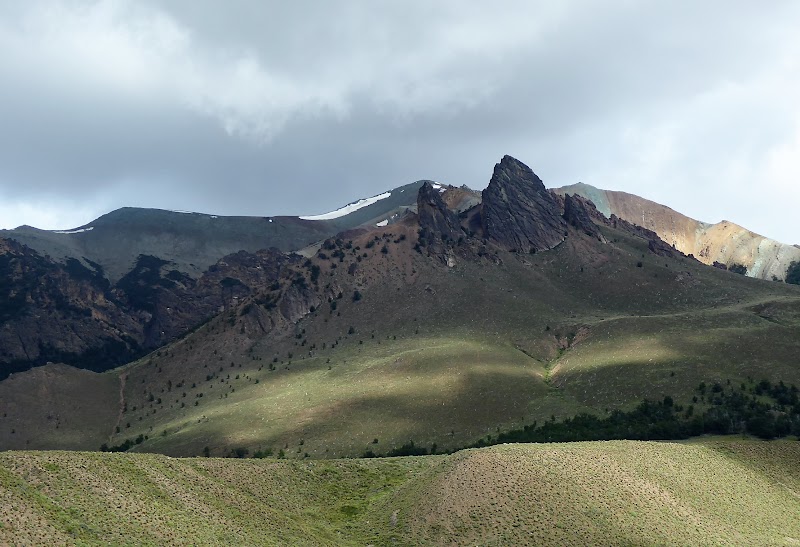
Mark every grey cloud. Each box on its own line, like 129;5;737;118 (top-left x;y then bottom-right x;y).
0;1;798;244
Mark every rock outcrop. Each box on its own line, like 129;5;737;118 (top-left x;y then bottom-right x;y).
482;156;566;252
563;193;601;239
0;241;294;380
417;182;462;242
0;239;142;379
416;182;464;264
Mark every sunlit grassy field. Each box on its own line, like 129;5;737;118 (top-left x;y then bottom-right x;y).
2;440;798;545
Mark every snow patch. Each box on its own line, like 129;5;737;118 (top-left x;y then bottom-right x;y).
52;227;94;234
268;219;273;223
432;183;442;189
376;219;389;227
210;215;218;219
169;210;193;214
300;192;392;221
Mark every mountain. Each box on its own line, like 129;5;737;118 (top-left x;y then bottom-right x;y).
2;156;799;459
1;440;798;545
2;155;800;546
1;180;427;283
0;181;430;379
554;182;800;280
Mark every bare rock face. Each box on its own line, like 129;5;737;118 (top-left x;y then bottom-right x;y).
0;239;142;379
482;156;566;252
563;193;601;239
0;240;293;380
126;248;294;348
417;182;462;242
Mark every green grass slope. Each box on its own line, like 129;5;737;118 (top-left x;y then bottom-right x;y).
1;440;798;545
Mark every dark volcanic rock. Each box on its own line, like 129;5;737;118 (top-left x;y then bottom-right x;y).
417;182;462;242
481;156;566;252
127;248;294;349
0;240;293;380
0;238;142;379
416;182;465;264
563;194;601;239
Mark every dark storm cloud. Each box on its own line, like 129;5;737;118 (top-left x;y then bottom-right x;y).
0;1;798;244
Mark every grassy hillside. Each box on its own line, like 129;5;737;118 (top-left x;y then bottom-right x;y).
1;440;798;545
0;364;118;451
2;220;799;457
108;223;800;458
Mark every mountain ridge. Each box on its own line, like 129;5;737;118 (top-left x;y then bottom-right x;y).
554;182;800;280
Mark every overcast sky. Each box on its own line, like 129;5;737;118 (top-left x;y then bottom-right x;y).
0;1;798;243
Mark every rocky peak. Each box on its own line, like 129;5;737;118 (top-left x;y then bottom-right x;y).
481;156;566;252
417;182;462;242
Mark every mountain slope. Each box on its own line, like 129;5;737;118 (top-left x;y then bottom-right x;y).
555;182;800;280
3;156;799;458
0;181;430;378
0;242;302;379
1;440;798;545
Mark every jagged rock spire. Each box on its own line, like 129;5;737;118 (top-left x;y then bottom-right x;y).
481;156;566;252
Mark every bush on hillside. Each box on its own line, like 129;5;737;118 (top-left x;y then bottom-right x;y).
786;261;800;285
728;263;748;275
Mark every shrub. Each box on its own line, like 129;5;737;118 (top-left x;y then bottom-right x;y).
786;261;800;285
729;263;747;275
